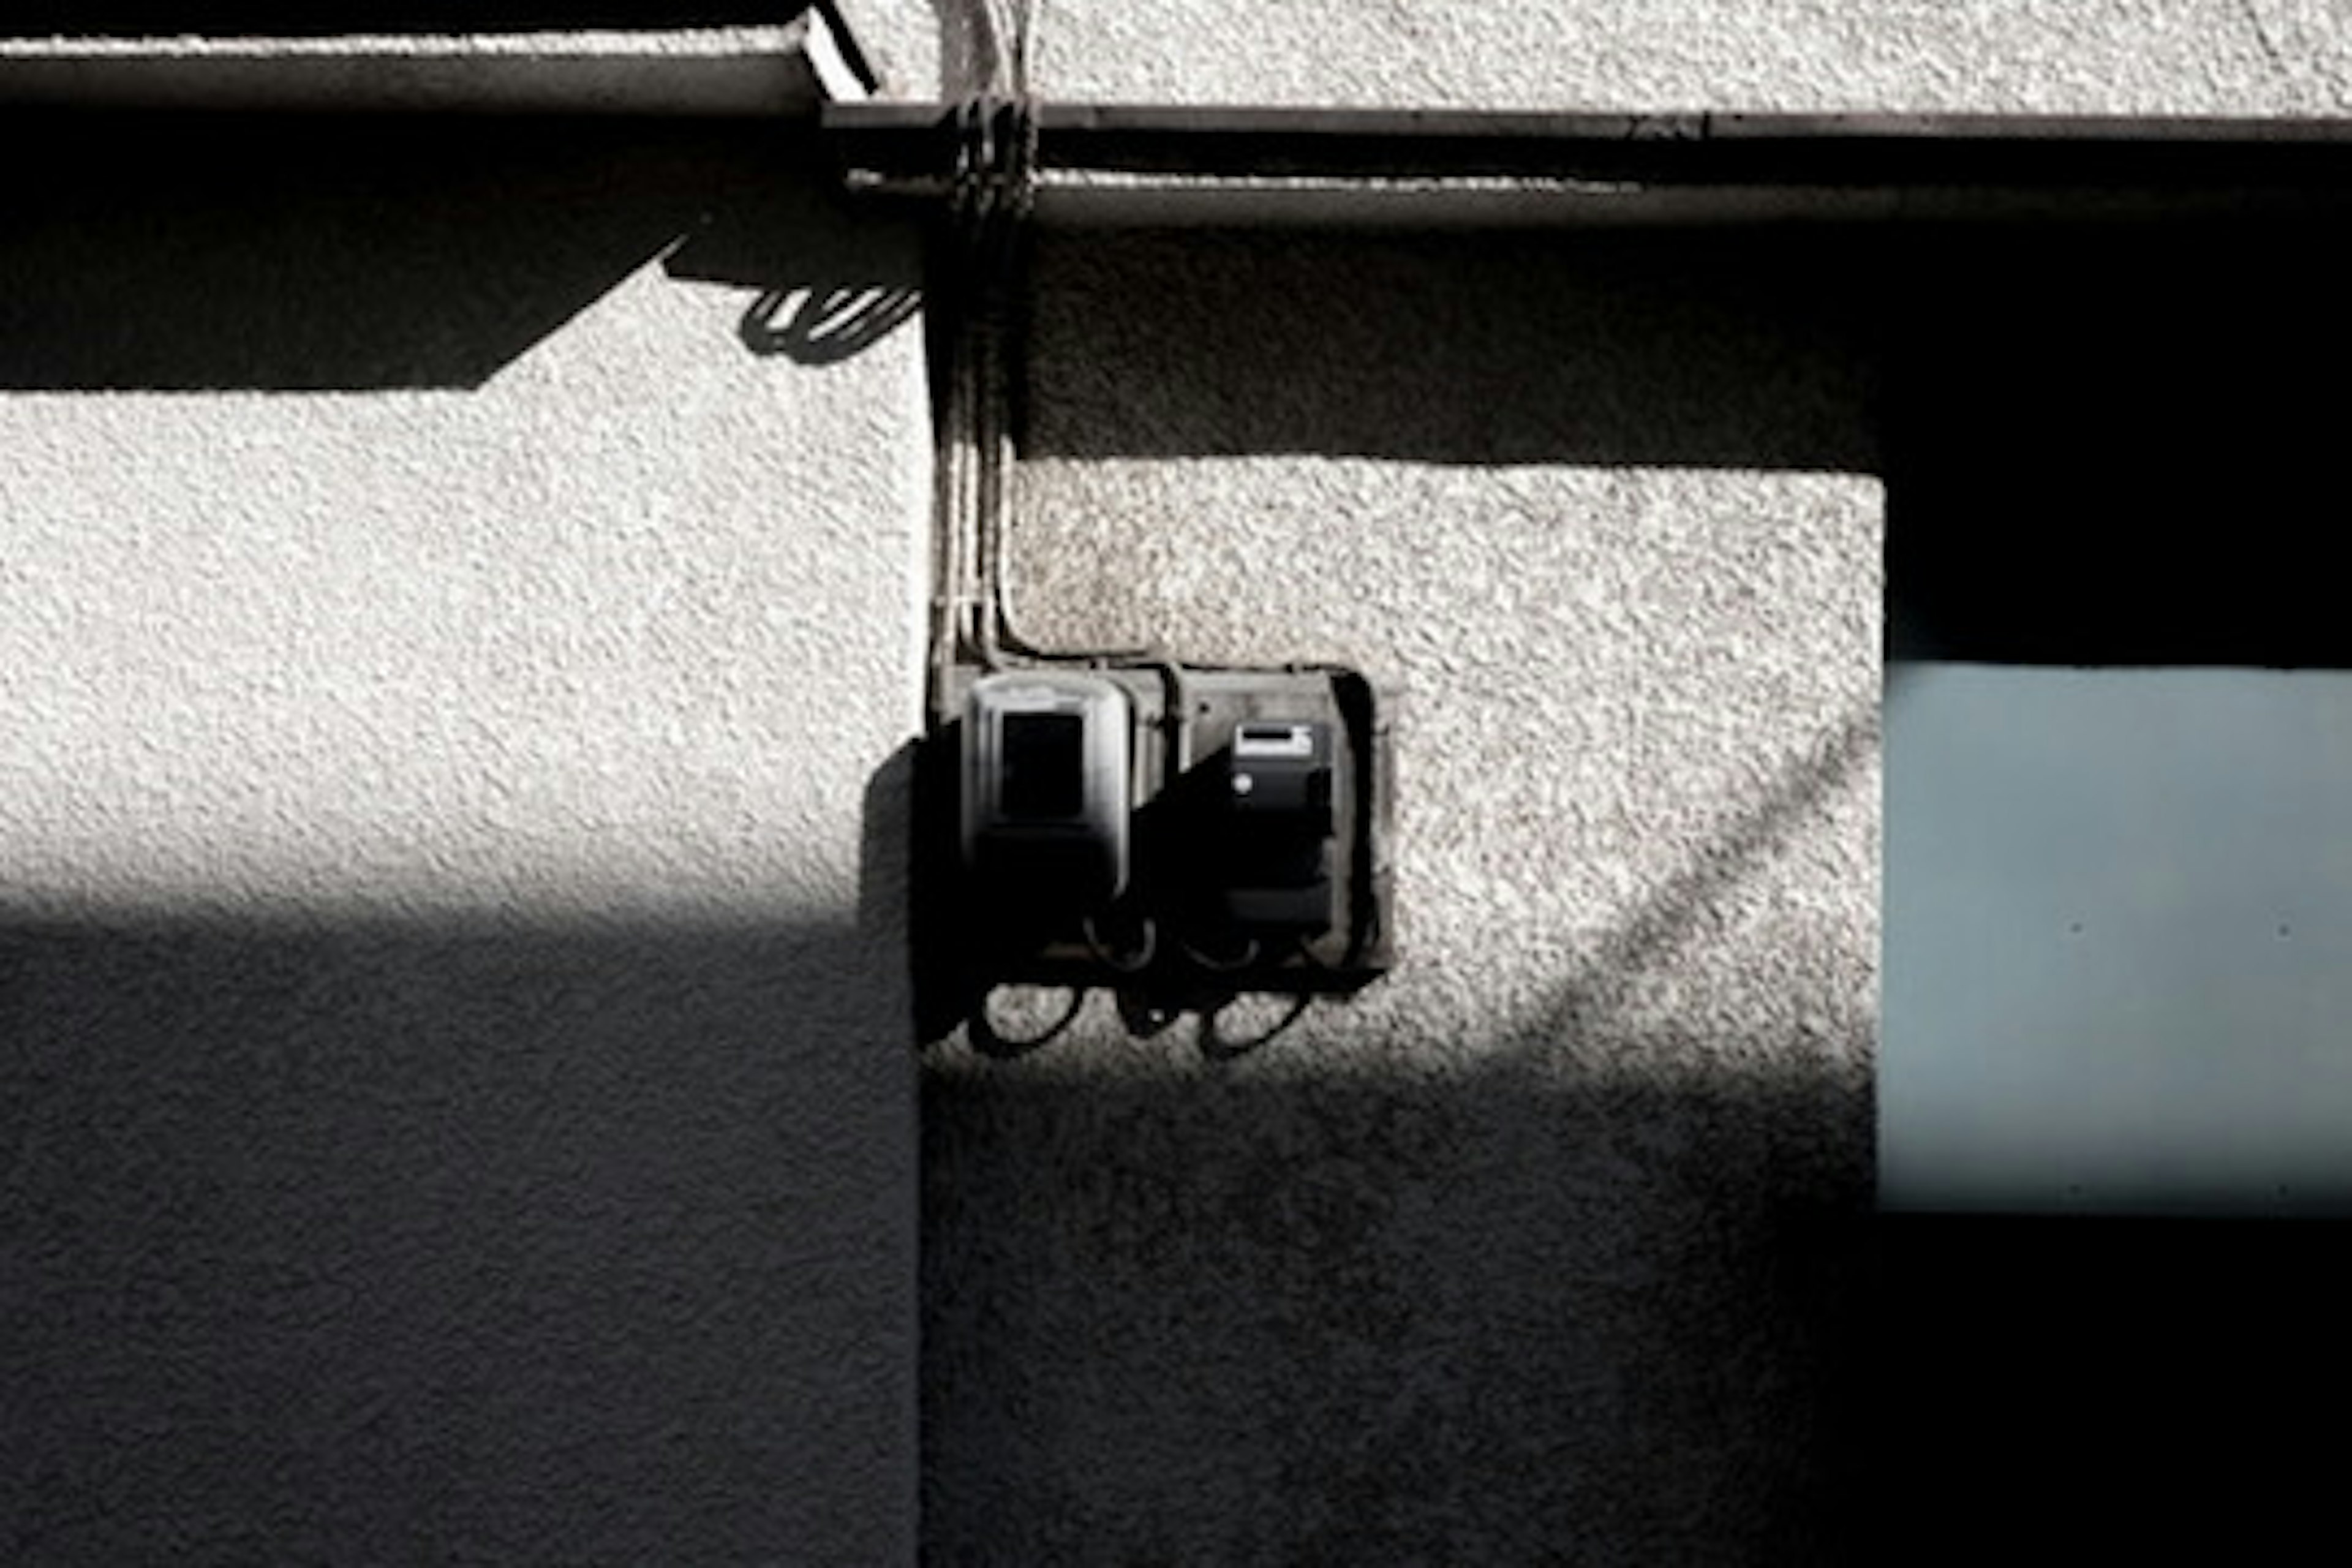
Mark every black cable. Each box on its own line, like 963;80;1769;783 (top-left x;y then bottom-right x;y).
1178;931;1261;973
1081;911;1158;973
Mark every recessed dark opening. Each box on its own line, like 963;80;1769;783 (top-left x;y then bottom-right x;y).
999;713;1085;821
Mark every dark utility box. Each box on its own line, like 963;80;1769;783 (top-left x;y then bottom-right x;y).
914;662;1393;1038
1216;721;1336;934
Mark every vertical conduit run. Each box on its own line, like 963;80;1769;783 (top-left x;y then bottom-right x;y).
928;2;1033;718
927;2;1159;725
930;90;1041;717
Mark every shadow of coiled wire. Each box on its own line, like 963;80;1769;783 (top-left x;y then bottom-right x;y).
741;284;922;365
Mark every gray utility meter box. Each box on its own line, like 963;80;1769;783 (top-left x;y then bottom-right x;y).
961;673;1133;913
916;661;1393;1038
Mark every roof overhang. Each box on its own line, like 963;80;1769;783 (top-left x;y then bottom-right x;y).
0;10;873;114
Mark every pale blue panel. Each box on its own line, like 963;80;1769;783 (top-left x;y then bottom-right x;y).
1883;664;2352;1213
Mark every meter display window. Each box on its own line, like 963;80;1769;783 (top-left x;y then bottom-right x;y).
1000;712;1085;820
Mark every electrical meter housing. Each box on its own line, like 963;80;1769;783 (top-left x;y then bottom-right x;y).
960;673;1132;914
916;662;1393;1039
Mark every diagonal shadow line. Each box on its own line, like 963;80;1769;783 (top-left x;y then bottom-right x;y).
1523;701;1880;1047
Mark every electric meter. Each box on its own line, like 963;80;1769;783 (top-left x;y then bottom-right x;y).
960;672;1132;913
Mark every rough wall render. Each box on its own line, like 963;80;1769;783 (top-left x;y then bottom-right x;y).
0;123;928;1564
1019;0;2352;114
922;227;1881;1561
6;4;2335;1562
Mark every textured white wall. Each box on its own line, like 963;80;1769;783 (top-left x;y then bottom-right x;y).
895;0;2352;1553
0;307;914;920
924;222;1880;1560
1;123;928;1563
1017;0;2351;113
4;4;2332;1561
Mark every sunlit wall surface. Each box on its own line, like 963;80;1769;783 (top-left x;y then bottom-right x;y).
0;123;927;1564
924;223;1883;1564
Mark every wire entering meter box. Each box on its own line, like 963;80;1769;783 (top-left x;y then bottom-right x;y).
914;662;1393;1036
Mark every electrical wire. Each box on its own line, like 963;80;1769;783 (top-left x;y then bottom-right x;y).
929;0;1381;1043
1080;911;1158;973
1178;932;1262;973
933;0;1158;675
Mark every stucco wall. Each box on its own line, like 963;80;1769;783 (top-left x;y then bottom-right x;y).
897;0;2352;1555
6;5;2340;1563
1;121;928;1563
922;217;1880;1562
888;0;2352;1550
868;0;2350;111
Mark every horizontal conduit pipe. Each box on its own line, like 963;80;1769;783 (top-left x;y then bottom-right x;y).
825;101;2352;222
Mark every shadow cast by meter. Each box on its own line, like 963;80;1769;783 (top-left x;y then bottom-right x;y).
0;113;919;390
0;908;913;1564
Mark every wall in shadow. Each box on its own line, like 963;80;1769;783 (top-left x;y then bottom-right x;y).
924;1049;1869;1566
0;113;914;390
1023;223;1883;471
0;911;912;1565
1023;205;2352;666
925;1025;2351;1562
1883;213;2352;667
932;198;2352;1563
1;107;928;1561
1871;1212;2352;1562
923;702;1879;1564
967;217;1887;1568
933;1082;2348;1562
1873;211;2352;1553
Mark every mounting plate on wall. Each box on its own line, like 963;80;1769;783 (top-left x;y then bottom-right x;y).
911;661;1395;1045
